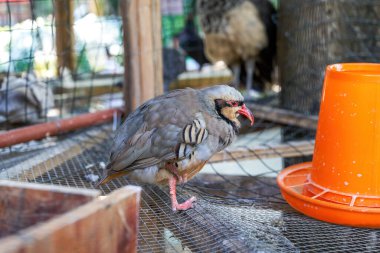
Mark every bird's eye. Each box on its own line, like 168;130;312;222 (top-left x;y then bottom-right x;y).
231;101;238;107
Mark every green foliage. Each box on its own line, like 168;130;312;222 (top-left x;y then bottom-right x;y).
33;0;53;17
270;0;279;9
76;46;91;74
13;53;33;73
161;0;200;47
162;15;185;47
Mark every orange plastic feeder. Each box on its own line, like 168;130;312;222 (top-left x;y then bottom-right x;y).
277;63;380;228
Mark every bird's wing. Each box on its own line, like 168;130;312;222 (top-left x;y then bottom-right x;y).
105;89;209;175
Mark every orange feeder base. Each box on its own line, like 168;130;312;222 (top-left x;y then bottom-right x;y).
277;162;380;228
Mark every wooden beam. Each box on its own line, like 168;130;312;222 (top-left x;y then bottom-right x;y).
121;0;163;114
152;0;163;96
169;71;232;90
55;0;76;74
246;103;319;130
210;140;315;163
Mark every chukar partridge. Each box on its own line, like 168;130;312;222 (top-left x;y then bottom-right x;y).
97;85;254;211
197;0;277;95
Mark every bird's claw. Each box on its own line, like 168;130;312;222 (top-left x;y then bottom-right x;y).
172;196;197;212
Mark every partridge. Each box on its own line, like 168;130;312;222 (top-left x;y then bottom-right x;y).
197;0;276;94
97;85;254;211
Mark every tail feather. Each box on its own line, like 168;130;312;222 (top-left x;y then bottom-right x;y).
94;163;130;188
95;171;129;187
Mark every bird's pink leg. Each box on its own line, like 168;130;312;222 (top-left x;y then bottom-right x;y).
166;163;187;184
169;176;196;211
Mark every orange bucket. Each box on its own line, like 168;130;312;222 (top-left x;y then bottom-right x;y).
277;63;380;227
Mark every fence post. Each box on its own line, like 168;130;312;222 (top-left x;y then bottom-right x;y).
55;0;76;75
121;0;163;114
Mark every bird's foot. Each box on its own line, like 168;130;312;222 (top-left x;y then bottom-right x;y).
172;196;197;212
169;176;196;212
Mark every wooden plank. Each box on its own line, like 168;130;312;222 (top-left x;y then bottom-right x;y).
138;0;155;102
152;0;163;96
246;103;319;130
53;76;123;96
54;85;121;97
0;181;99;239
55;0;75;74
0;186;140;253
169;72;232;90
121;0;163;114
121;0;140;113
210;140;315;163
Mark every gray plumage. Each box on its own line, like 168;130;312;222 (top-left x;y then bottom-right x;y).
98;85;254;211
103;85;243;183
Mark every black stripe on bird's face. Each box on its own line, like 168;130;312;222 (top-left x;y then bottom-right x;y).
215;99;242;133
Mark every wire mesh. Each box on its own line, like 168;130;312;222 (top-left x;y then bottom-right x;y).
1;120;380;252
0;0;278;129
162;0;279;97
1;0;380;252
3;0;379;121
277;0;380;167
0;0;123;129
278;0;380;116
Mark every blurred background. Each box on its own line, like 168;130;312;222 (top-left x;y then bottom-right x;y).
1;0;379;126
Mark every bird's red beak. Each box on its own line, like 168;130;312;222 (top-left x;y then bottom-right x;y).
238;104;254;126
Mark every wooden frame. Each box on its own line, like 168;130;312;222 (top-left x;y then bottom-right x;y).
55;0;76;74
246;103;318;130
0;181;141;253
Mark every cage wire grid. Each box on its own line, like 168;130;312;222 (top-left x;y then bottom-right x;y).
278;0;380;116
1;119;380;253
0;0;124;129
1;0;380;252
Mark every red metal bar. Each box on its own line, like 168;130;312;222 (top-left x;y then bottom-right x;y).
0;0;29;2
0;108;122;148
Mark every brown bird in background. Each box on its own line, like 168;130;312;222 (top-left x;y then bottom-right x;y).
197;0;277;95
97;85;254;211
